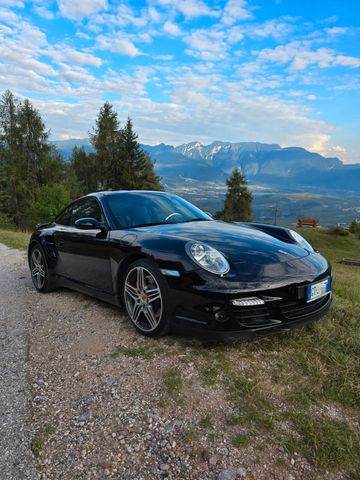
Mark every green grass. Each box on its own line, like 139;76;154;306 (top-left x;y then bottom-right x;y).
111;344;166;359
0;228;30;250
31;425;55;456
161;367;183;405
285;415;360;473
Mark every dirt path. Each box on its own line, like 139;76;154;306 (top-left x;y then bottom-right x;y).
0;244;36;480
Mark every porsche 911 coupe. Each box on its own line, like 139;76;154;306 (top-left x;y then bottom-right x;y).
28;191;332;340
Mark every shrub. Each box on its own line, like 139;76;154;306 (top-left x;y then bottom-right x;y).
327;226;349;236
349;220;360;234
0;212;15;229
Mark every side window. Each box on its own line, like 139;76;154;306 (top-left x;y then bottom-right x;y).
71;197;103;226
55;206;72;226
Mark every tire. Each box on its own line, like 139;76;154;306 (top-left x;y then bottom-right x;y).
29;244;54;293
121;259;172;337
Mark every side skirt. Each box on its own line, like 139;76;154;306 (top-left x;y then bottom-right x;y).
54;275;121;307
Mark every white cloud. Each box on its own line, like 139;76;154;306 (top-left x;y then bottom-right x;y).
49;47;102;67
163;21;181;37
34;6;55;20
57;0;107;20
0;9;19;23
325;26;349;36
184;29;228;61
115;4;147;28
154;54;174;61
258;41;360;70
148;6;161;23
154;0;219;19
0;0;24;7
96;34;141;57
177;0;219;18
221;0;252;26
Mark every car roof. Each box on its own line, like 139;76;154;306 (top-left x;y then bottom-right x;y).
88;190;171;199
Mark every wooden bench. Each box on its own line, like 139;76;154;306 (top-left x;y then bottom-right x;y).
340;258;360;266
297;218;319;228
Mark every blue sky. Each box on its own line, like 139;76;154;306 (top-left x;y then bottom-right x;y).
0;0;359;163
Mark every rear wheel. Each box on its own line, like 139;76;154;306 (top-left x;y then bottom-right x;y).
122;259;171;337
30;245;54;293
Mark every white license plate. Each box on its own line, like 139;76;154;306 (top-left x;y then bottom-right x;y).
307;278;331;303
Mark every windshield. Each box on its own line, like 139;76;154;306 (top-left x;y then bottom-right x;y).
104;192;212;229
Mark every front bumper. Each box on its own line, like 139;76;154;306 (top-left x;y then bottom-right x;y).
169;276;333;341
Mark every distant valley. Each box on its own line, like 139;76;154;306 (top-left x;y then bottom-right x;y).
53;138;360;226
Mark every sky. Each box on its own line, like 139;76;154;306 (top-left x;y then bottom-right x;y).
0;0;360;164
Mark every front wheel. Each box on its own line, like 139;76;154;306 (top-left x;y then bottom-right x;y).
122;259;171;337
30;244;54;293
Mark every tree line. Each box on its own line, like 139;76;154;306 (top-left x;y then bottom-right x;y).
0;89;253;229
0;91;162;229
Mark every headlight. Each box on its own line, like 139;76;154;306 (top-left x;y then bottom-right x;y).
289;230;314;252
186;242;230;275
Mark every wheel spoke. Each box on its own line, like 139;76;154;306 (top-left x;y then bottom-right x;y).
142;305;157;329
125;283;139;300
32;252;39;268
137;267;145;291
131;302;143;324
36;272;42;288
147;289;161;303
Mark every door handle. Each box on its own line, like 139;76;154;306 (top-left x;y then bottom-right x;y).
57;237;65;246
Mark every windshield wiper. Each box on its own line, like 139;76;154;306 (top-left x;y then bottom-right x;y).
130;222;169;228
182;218;210;223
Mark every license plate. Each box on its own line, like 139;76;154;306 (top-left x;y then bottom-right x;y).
307;277;331;302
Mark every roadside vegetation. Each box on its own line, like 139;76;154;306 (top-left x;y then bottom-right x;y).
0;228;30;250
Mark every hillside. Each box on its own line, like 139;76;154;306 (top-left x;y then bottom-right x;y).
52;139;360;194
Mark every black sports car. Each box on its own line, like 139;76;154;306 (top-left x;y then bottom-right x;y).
28;191;332;340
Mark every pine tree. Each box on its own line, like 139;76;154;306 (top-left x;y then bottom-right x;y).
70;146;97;194
216;167;253;222
120;117;163;191
89;102;121;189
0;90;69;228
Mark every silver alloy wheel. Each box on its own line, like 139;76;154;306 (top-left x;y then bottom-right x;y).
124;266;163;332
31;248;46;289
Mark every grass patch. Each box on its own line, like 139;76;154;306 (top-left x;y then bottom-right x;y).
226;375;275;432
0;228;30;250
111;344;165;359
287;414;360;473
199;414;213;429
161;366;183;405
31;425;55;456
232;433;249;448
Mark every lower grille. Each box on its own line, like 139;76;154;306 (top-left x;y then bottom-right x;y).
232;293;331;330
280;295;330;320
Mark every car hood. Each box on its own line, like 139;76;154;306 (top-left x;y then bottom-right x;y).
135;220;309;265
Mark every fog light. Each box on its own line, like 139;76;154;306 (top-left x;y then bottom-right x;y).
214;311;229;322
232;297;265;307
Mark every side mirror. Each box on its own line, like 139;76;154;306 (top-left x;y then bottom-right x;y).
75;217;105;230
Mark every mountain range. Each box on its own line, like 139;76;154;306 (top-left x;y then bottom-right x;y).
52;139;360;194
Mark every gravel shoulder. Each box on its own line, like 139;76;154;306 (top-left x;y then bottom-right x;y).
0;244;36;480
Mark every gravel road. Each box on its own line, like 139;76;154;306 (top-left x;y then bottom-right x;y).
0;244;36;480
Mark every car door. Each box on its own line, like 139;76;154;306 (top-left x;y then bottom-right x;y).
54;196;113;294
